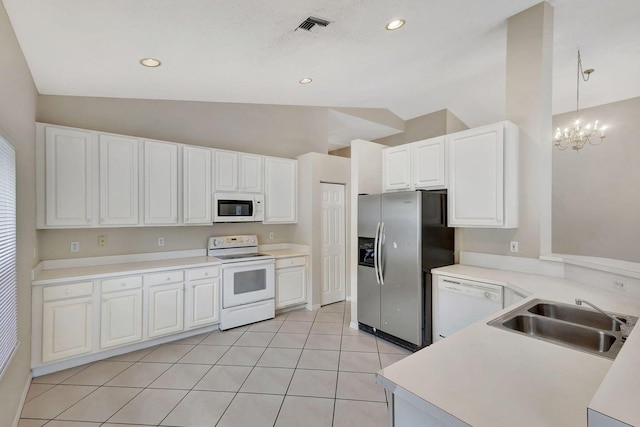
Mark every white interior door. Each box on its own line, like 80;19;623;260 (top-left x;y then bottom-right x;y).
320;183;346;305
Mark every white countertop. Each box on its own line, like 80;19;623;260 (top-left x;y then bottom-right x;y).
377;264;640;427
33;256;222;285
259;243;310;258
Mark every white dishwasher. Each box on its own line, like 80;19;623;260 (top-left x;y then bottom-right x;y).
436;276;503;340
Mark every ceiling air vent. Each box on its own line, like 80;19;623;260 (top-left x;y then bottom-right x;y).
296;16;331;32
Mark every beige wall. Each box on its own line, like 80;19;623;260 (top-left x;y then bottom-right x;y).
0;1;38;425
328;146;351;158
293;153;350;307
374;109;448;146
552;96;640;262
39;224;295;260
37;95;329;159
456;3;554;259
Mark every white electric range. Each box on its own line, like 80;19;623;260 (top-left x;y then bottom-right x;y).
208;235;275;330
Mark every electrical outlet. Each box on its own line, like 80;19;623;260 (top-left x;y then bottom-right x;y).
510;241;519;253
70;242;80;252
98;235;107;247
158;237;165;247
269;232;275;240
612;278;626;291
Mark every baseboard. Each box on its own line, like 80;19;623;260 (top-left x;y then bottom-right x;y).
460;251;564;278
305;303;321;311
12;372;32;427
349;321;359;330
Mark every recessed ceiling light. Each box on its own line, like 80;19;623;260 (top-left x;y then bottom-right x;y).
140;58;161;67
386;19;405;31
299;78;313;84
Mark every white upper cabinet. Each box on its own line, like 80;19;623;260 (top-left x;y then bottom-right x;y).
382;145;412;192
240;154;263;193
99;134;139;225
44;126;94;227
144;140;179;225
264;157;297;223
214;150;239;192
447;121;519;228
183;145;212;224
412;136;446;190
214;150;263;193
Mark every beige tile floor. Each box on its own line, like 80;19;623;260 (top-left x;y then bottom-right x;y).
19;301;411;427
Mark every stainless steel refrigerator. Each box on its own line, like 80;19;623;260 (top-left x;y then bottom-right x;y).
357;190;454;349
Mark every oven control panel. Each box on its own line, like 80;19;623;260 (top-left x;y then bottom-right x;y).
208;235;258;249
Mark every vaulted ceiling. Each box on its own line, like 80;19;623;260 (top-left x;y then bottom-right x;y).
4;0;640;132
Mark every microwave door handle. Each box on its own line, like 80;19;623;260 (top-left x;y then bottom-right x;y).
373;222;381;285
378;222;385;285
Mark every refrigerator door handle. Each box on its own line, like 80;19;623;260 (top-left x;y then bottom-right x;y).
378;222;385;285
374;222;381;284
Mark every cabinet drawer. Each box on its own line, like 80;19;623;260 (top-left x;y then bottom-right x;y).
187;266;220;281
275;256;306;269
43;281;93;302
145;270;184;286
101;275;143;293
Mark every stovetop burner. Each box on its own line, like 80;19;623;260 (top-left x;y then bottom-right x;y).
214;252;272;262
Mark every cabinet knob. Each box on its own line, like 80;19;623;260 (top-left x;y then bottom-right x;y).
205;272;209;276
121;283;126;287
166;277;170;281
65;289;71;294
87;300;93;305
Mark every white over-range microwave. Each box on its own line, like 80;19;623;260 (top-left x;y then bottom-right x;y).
213;193;264;222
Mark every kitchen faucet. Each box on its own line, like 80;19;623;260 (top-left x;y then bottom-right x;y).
575;299;635;340
575;299;626;326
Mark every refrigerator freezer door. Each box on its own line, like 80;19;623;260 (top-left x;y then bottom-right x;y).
357;194;381;238
357;265;381;329
380;191;422;345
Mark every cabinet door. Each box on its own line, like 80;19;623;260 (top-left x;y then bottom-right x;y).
382;145;412;192
413;137;446;189
448;124;505;227
240;154;263;193
276;267;306;308
144;141;178;224
45;127;94;226
99;134;139;225
185;279;220;328
183;145;212;224
101;289;142;349
214;150;238;192
264;157;297;223
148;282;184;338
42;297;93;362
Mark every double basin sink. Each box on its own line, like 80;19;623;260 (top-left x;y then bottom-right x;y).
489;299;637;359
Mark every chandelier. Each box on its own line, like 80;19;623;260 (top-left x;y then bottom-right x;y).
554;50;606;152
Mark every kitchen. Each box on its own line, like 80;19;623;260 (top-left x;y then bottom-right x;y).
2;1;640;427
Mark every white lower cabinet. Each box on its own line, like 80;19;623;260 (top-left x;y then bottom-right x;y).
41;282;94;363
33;263;223;371
100;284;143;349
185;265;221;328
275;257;307;309
148;282;184;338
186;279;220;328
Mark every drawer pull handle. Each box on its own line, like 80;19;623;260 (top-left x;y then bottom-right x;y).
205;272;209;276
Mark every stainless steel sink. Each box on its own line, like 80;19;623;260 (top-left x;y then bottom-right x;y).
489;299;637;360
502;314;617;353
527;302;625;331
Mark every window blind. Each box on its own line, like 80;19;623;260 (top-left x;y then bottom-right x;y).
0;135;17;380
